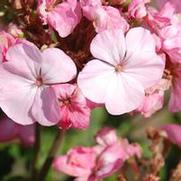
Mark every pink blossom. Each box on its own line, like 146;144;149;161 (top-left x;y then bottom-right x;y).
160;24;181;62
53;146;97;178
161;124;181;148
155;0;181;13
128;0;150;19
0;42;77;126
136;79;169;117
0;31;16;62
136;91;164;117
38;0;81;37
78;28;165;115
92;140;141;179
0;117;35;146
80;0;129;33
53;84;91;129
145;2;175;33
95;127;118;146
53;128;142;180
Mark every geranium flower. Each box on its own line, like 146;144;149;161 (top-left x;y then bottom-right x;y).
38;0;81;38
80;0;129;33
53;146;97;179
0;31;16;62
78;27;164;115
0;42;77;126
53;84;91;129
53;127;141;180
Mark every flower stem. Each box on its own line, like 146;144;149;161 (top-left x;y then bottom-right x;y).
31;123;41;179
37;129;65;180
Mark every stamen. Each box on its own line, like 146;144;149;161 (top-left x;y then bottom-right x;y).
35;77;43;87
115;64;124;72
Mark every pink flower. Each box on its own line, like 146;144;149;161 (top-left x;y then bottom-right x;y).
0;42;77;126
145;2;175;33
53;128;141;180
78;28;164;115
128;0;150;19
0;31;16;62
160;24;181;62
80;0;129;33
95;127;118;146
93;128;141;179
93;140;141;179
53;146;97;179
138;92;164;117
136;79;169;117
0;117;35;146
38;0;81;37
53;84;91;129
161;124;181;148
155;0;181;13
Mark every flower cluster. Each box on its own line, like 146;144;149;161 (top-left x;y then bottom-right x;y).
0;0;181;180
53;127;141;180
1;0;176;128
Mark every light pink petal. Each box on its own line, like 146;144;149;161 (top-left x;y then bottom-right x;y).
54;84;91;129
0;48;3;63
31;87;60;126
95;127;118;146
161;124;181;148
59;106;90;129
53;156;91;177
105;73;145;115
47;0;81;38
137;91;164;117
124;52;165;88
96;143;125;178
41;48;77;84
75;177;89;181
90;29;126;65
0;117;18;142
6;43;42;80
0;68;36;125
125;27;156;59
128;0;148;19
77;59;115;103
96;159;122;178
156;0;181;13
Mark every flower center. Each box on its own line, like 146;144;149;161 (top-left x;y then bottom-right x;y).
58;97;71;106
115;64;124;72
35;77;43;87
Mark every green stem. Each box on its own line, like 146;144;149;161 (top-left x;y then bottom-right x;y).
37;129;65;181
31;123;41;180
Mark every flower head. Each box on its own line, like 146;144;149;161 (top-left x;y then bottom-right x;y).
38;0;81;37
78;27;164;115
53;84;91;129
0;42;77;126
